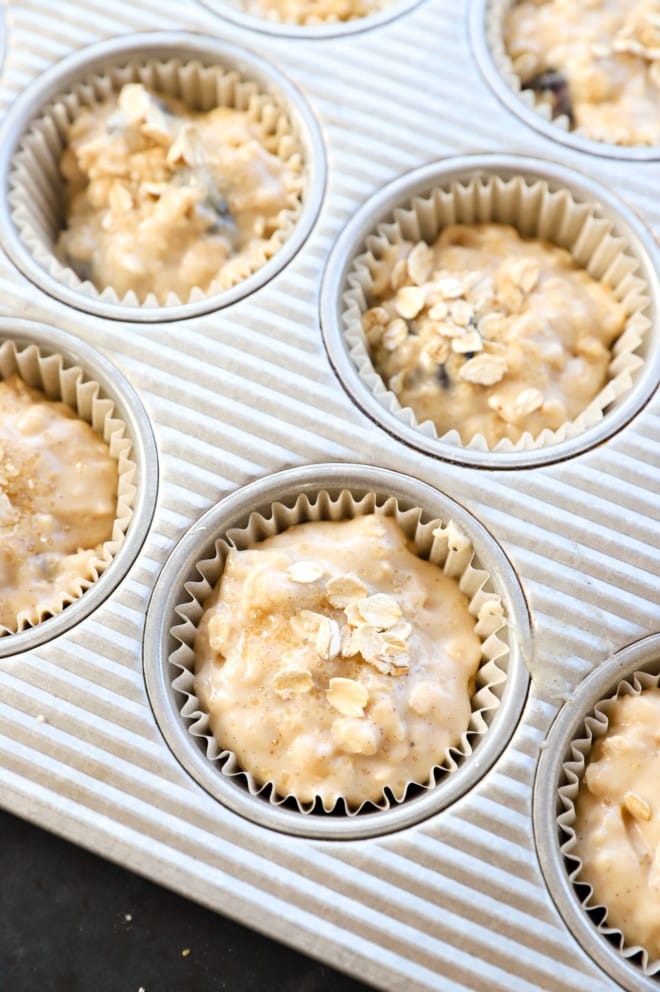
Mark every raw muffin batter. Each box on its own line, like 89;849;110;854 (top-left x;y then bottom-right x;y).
504;0;660;146
194;514;485;809
56;83;302;301
362;224;626;446
238;0;386;24
574;689;660;959
0;374;118;631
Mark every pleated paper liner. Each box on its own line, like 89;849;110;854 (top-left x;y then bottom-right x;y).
481;0;660;155
8;51;304;311
342;171;650;454
0;338;136;635
168;487;510;817
558;668;660;979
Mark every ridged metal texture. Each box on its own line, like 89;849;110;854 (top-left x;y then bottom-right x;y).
0;1;658;990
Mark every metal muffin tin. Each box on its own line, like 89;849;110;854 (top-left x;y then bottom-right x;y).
144;462;531;840
0;0;658;989
535;633;660;992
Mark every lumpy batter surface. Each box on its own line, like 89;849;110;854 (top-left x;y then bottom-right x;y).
239;0;386;24
56;83;302;300
504;0;660;146
194;514;484;808
574;689;660;959
0;374;118;631
362;224;626;446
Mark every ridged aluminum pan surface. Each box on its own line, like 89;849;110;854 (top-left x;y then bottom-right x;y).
0;2;658;992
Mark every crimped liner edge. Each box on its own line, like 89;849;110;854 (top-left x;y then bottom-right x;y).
8;57;304;308
342;172;650;453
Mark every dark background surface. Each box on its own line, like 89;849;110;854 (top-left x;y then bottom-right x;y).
0;807;372;992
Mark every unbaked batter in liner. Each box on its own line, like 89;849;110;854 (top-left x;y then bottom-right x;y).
194;514;487;809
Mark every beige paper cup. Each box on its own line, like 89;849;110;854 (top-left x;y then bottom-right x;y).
0;337;136;636
170;486;508;817
143;463;531;838
0;34;324;322
558;669;660;978
321;156;657;467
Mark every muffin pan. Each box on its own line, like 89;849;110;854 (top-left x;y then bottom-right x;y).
0;1;658;990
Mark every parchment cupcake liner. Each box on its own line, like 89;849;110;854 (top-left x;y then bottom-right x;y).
479;0;660;159
557;668;660;977
7;48;305;311
168;488;510;817
0;337;136;636
342;171;651;454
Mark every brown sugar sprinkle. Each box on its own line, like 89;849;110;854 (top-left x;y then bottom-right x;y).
0;403;58;575
1;378;55;506
0;445;52;516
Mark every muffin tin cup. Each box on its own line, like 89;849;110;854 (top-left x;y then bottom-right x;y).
469;0;660;162
143;462;531;840
0;319;158;657
320;153;660;470
0;32;326;322
197;0;427;40
534;633;660;992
